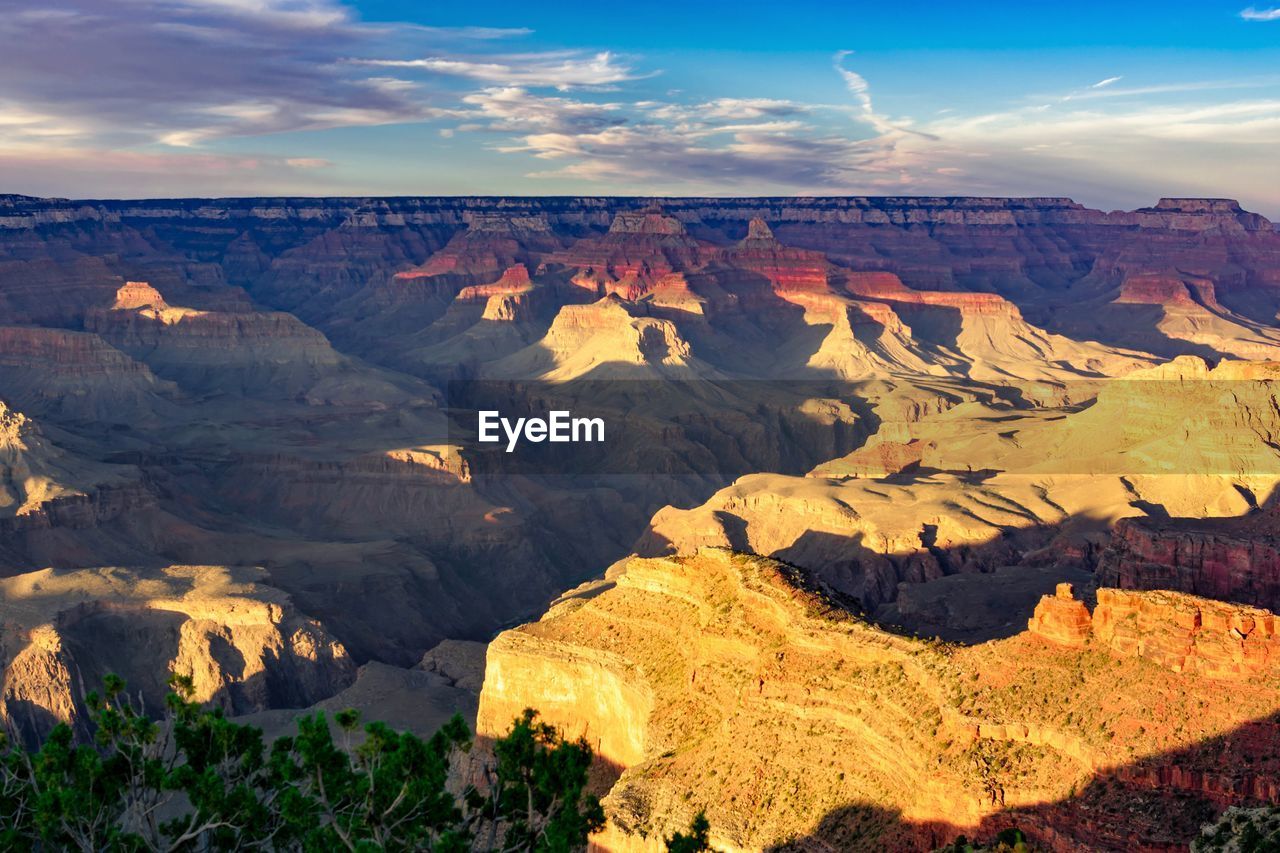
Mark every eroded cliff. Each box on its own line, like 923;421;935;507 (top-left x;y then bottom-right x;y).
478;550;1280;852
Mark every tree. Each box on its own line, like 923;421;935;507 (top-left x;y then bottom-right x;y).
1193;806;1280;852
666;811;713;852
0;674;607;852
936;828;1031;853
468;709;605;853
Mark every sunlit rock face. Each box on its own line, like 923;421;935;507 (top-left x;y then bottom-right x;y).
477;550;1280;852
0;564;354;745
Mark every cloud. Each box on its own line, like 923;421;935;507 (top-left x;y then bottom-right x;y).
285;157;332;168
0;0;597;166
462;87;624;133
520;125;888;189
882;94;1280;212
352;51;647;90
451;84;901;192
833;50;896;134
833;51;936;140
0;0;472;150
2;3;1276;212
1241;6;1280;20
1062;76;1280;101
0;143;341;198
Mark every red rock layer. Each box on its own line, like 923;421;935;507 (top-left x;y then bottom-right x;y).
549;208;715;286
1098;515;1280;612
1113;272;1224;308
1029;582;1280;679
1092;588;1280;678
722;217;831;294
1026;583;1093;647
455;265;534;301
396;214;560;283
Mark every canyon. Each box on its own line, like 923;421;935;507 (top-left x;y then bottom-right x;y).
2;193;1280;849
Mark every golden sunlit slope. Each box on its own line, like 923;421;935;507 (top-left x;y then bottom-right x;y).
483;295;720;381
477;550;1280;852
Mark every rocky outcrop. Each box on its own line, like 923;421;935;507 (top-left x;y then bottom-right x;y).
1092;588;1280;678
455;264;534;302
1029;583;1280;678
721;216;831;294
477;550;1280;852
416;639;488;693
1099;513;1280;613
0;326;179;422
453;265;546;322
85;282;360;398
809;438;933;479
638;469;1132;610
484;296;703;380
549;207;715;288
0;565;355;743
395;213;560;284
1027;582;1092;647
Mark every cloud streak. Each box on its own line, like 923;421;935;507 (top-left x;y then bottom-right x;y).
1240;6;1280;20
352;51;647;90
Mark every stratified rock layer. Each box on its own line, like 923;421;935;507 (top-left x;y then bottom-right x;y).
0;564;355;743
478;550;1280;852
1100;514;1280;611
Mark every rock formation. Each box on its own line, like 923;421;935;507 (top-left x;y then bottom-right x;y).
1099;512;1280;611
0;564;355;744
1026;582;1093;647
477;550;1280;851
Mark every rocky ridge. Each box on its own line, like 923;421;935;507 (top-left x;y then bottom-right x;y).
477;549;1280;851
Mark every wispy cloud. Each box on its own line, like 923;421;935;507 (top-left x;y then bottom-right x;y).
833;51;936;140
1091;76;1123;89
1240;6;1280;20
833;50;895;134
352;51;647;90
1060;76;1280;101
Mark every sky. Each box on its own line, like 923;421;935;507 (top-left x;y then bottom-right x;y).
0;0;1277;213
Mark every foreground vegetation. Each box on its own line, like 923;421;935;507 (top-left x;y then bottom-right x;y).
0;674;711;852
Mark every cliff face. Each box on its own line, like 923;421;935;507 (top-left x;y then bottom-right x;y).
0;326;179;423
1;194;1269;231
478;550;1280;852
1029;583;1280;679
0;564;355;744
1099;514;1280;611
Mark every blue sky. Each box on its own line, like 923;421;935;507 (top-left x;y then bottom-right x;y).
0;0;1277;212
